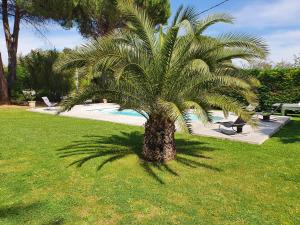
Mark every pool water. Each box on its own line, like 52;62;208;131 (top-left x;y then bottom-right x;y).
90;108;223;122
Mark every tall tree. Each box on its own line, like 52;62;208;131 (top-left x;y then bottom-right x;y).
0;0;21;102
56;4;268;162
0;0;49;103
47;0;171;38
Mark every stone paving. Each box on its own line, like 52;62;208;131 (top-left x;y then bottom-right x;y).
191;111;290;145
29;103;290;145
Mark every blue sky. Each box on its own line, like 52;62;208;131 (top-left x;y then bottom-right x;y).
1;0;300;65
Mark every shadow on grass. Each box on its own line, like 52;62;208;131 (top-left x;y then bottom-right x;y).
273;116;300;144
57;131;220;184
0;202;42;219
0;202;64;225
41;218;65;225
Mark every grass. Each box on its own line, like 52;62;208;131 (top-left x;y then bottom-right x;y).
0;108;299;225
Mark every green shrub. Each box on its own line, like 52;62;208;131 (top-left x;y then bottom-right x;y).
17;49;75;101
10;65;29;102
249;68;300;111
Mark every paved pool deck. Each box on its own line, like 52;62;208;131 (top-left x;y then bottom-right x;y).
29;103;290;145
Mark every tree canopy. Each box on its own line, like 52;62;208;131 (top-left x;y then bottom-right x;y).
29;0;171;38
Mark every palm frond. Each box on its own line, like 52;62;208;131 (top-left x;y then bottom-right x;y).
171;5;199;27
195;14;234;34
118;1;156;55
215;33;269;58
160;25;180;71
204;94;254;124
208;74;251;90
183;101;211;124
156;98;190;133
171;4;184;27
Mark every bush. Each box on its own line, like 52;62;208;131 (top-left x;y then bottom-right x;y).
17;49;75;101
249;68;300;111
10;65;28;102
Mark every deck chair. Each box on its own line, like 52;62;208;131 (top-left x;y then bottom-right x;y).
84;99;93;105
258;103;283;120
270;103;283;114
216;117;246;134
42;97;57;109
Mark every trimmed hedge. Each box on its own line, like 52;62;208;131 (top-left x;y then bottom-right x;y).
249;68;300;111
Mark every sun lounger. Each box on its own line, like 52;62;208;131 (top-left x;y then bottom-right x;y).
216;117;246;134
84;99;93;105
42;97;57;109
272;103;300;115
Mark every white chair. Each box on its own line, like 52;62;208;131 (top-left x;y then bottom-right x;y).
84;99;93;105
42;97;57;109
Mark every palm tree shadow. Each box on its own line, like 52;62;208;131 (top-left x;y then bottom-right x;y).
57;131;220;184
0;202;64;225
0;202;42;219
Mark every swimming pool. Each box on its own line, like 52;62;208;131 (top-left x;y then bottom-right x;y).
89;108;223;122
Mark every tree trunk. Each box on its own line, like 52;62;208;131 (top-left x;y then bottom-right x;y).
0;53;9;104
143;115;176;162
7;48;18;96
2;0;21;98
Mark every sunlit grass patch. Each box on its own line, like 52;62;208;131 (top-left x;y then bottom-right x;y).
0;109;299;224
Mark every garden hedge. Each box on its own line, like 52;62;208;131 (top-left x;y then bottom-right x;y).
249;68;300;111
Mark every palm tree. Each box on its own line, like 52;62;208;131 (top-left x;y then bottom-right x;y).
56;3;268;162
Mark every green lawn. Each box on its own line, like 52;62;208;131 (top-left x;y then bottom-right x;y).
0;108;299;225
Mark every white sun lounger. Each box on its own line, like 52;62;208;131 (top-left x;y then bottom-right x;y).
42;97;57;109
273;103;300;115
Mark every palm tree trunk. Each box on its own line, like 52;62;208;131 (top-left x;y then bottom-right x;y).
143;115;176;162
